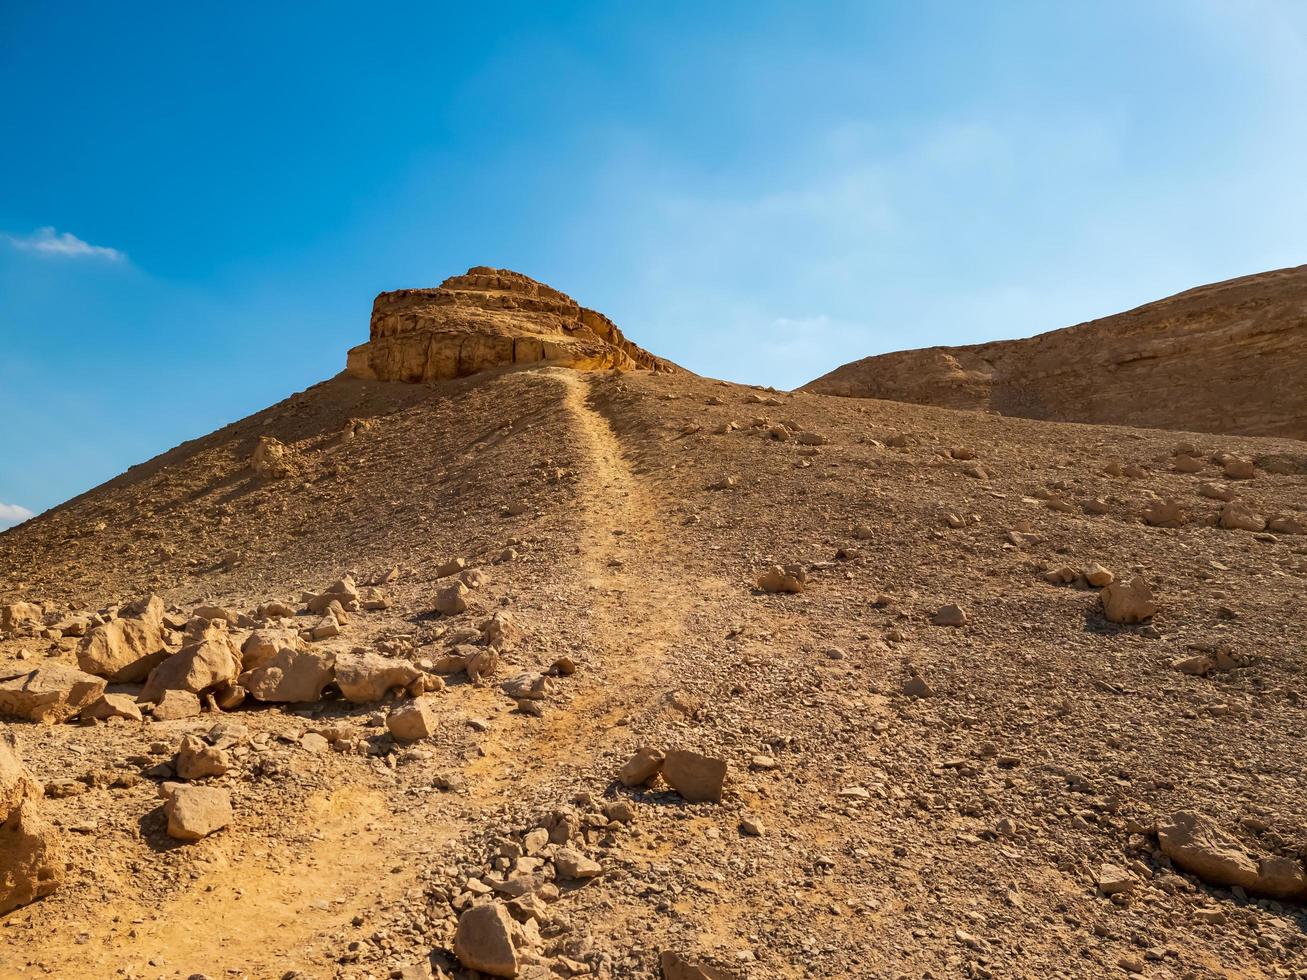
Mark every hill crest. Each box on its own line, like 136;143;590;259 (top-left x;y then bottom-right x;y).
803;263;1307;440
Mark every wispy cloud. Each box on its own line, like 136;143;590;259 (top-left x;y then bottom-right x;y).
3;226;125;262
0;502;35;530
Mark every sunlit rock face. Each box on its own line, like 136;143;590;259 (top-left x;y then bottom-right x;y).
346;267;676;383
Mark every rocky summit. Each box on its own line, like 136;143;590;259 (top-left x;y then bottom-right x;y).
1;266;1306;978
805;263;1307;440
346;266;678;383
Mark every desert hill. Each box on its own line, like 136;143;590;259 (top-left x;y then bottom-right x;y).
804;264;1307;441
2;270;1307;978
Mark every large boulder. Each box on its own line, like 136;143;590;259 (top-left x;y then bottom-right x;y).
0;732;38;817
0;602;43;632
0;801;64;914
240;628;304;672
1157;810;1307;901
239;648;335;703
119;593;166;630
334;651;421;703
77;618;169;682
453;902;519;977
0;663;106;724
140;626;241;703
0;732;64;914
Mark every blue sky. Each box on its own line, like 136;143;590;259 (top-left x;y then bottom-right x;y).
2;1;1306;523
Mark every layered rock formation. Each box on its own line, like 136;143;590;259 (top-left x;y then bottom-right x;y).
346;267;676;383
804;264;1307;440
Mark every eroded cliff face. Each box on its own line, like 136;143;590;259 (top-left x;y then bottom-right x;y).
346;267;676;382
804;264;1307;440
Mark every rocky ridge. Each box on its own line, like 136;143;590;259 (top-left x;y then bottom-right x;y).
804;264;1307;440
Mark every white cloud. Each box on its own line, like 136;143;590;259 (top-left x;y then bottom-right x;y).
0;502;35;530
3;226;125;261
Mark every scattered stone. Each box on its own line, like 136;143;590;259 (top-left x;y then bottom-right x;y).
659;951;740;980
501;672;551;701
1101;577;1158;624
300;732;330;753
1198;482;1236;502
77;618;169;682
756;564;806;594
0;602;43;632
240;628;304;671
164;785;233;841
554;848;602;879
1268;515;1305;535
1222;456;1255;480
175;734;231;780
1142;499;1186;528
453;903;518;978
661;749;727;804
437;557;467;578
902;676;934;698
435;582;470;616
80;693;143;723
387;699;437;741
620;747;665;787
151;690;202;721
1219;500;1266;532
1084;563;1114;587
1097;863;1135;896
931;604;967;627
740;816;765;837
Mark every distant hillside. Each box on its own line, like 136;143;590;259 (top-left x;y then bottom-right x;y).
803;264;1307;440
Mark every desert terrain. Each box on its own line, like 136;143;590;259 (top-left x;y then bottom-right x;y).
2;270;1306;979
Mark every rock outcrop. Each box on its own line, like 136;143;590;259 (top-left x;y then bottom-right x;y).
804;264;1307;440
0;732;63;914
346;267;676;383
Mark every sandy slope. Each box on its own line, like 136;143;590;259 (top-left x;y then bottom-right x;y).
2;364;1306;978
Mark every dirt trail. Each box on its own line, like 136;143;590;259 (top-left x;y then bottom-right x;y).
467;368;719;789
6;368;720;979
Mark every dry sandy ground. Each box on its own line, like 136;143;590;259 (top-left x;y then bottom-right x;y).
2;365;1306;979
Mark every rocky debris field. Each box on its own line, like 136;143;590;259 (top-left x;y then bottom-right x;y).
1;363;1306;979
